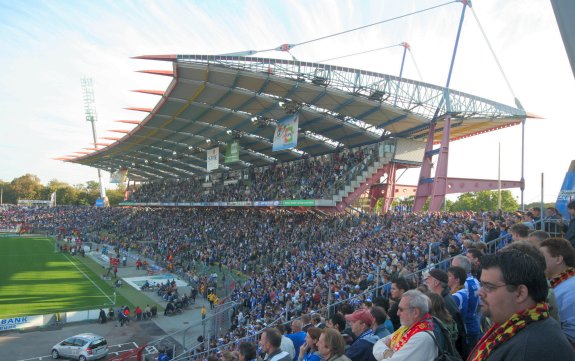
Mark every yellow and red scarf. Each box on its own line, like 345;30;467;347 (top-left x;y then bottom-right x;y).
467;303;549;361
549;267;575;288
390;314;434;352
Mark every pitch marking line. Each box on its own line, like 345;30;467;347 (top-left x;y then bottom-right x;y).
62;252;114;304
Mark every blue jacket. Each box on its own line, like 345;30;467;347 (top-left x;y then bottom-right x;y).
344;329;376;361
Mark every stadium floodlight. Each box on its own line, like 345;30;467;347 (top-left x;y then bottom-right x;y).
80;77;108;206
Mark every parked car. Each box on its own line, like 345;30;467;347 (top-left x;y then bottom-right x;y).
51;333;108;361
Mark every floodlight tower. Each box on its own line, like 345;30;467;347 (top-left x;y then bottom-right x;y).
81;77;108;206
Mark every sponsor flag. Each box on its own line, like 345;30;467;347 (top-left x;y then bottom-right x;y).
207;147;219;171
273;114;299;151
110;168;128;183
225;141;240;163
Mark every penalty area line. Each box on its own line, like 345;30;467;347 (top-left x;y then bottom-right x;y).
62;252;114;305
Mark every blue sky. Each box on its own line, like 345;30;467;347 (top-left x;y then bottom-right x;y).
0;0;573;204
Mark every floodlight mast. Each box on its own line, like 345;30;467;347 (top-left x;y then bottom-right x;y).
80;77;107;204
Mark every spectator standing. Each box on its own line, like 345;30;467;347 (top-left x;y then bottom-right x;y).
468;251;575;360
372;290;437;361
540;237;575;345
317;328;350;361
260;328;292;361
344;309;377;361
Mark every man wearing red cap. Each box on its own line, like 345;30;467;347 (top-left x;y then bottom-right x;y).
344;309;377;361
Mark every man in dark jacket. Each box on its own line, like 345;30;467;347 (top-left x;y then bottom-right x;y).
468;251;575;360
344;309;377;361
426;268;466;357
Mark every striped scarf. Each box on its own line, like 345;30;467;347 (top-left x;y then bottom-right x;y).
467;302;549;361
390;314;434;352
549;267;575;288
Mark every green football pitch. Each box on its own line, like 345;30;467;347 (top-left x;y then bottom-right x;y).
0;236;118;318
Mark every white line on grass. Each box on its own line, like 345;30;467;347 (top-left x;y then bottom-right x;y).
62;252;114;304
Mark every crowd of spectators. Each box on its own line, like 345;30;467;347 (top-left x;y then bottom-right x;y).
4;204;575;360
129;144;379;203
4;207;512;324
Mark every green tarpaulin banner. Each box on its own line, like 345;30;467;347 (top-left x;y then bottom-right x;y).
225;141;239;163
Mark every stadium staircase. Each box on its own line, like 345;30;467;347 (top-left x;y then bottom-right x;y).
332;151;394;211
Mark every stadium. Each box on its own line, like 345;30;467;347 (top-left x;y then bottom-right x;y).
2;1;575;361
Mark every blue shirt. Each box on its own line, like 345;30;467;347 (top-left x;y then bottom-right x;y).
554;274;575;342
286;331;306;361
345;329;376;361
464;275;481;336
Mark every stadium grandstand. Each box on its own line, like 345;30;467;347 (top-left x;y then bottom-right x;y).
10;2;574;360
59;53;532;213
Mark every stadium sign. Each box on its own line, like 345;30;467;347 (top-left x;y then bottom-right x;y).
281;200;315;206
0;316;43;332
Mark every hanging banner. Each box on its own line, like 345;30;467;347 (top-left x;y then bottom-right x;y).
225;141;240;163
110;168;128;183
207;147;219;171
272;114;299;151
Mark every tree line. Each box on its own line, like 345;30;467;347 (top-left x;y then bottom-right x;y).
0;174;125;206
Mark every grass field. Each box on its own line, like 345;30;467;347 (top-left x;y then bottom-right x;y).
0;236;122;318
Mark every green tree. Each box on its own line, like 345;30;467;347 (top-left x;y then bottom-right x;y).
10;174;44;200
106;184;126;206
0;180;17;204
450;190;518;212
44;179;78;205
74;181;100;205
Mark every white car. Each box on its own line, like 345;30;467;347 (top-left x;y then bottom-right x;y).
51;333;108;361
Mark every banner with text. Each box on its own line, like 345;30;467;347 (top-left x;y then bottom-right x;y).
207;147;219;172
273;114;299;151
225;141;240;163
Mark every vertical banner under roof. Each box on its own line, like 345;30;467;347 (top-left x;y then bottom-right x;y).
225;141;239;163
273;114;299;151
207;147;219;172
110;168;128;183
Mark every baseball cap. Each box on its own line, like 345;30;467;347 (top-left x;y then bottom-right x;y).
344;309;374;326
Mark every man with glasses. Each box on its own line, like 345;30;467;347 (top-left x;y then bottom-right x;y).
468;251;575;360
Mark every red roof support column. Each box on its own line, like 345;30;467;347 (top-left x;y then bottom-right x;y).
414;121;437;212
429;115;452;212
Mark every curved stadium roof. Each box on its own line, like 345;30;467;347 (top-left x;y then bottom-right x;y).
65;55;530;181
